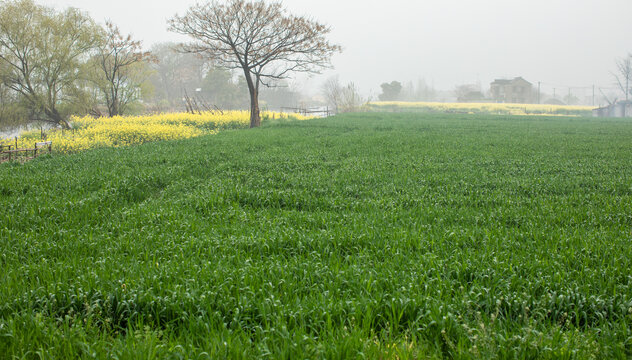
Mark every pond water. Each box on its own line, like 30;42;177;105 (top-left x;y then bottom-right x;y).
0;122;56;140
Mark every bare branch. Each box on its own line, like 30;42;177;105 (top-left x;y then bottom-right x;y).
613;54;632;103
169;0;341;127
94;21;155;116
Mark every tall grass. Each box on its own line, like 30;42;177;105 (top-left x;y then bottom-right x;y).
1;113;631;358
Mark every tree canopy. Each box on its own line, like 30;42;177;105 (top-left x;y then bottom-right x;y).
378;81;403;101
0;0;158;127
0;0;100;128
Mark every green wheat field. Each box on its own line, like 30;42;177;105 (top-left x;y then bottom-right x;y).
1;113;632;359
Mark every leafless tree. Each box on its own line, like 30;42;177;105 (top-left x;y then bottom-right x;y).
321;75;342;114
321;76;364;114
614;54;632;104
169;0;341;128
149;43;208;109
339;82;364;113
96;21;155;117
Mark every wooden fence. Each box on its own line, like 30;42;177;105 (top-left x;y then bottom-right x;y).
1;141;52;163
280;107;332;118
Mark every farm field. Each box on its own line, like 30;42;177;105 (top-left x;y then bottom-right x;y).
366;101;594;117
1;113;632;358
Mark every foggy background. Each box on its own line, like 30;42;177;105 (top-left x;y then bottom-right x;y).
36;0;632;103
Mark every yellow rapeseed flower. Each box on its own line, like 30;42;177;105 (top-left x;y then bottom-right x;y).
1;111;312;154
367;101;593;116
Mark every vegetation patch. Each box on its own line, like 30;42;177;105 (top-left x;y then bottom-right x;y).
1;113;632;358
1;111;311;153
367;101;594;116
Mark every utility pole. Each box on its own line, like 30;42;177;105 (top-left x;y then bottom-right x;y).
592;85;595;107
538;82;541;104
626;73;629;117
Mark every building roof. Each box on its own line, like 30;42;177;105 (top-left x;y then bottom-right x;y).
492;79;512;85
491;77;532;86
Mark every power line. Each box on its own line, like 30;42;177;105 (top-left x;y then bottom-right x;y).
538;81;618;90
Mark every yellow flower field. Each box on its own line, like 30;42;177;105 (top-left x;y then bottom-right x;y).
2;111;312;153
366;101;594;116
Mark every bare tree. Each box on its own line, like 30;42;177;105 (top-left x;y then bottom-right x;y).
321;75;342;114
150;43;209;109
614;54;632;104
339;82;364;113
96;21;155;117
169;0;341;128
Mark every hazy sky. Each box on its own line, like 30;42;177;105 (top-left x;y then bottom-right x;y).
38;0;632;98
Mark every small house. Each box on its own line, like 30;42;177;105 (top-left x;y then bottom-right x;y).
490;77;533;104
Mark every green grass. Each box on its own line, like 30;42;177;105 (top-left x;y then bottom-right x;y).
1;113;632;359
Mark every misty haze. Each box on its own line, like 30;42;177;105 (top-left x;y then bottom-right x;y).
1;0;632;358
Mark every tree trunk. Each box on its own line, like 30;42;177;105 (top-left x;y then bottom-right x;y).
108;89;119;117
626;77;629;117
110;98;119;117
243;68;261;128
249;88;261;128
44;107;71;129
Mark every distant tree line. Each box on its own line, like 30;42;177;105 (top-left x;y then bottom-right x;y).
0;0;327;130
377;80;437;102
147;43;302;114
